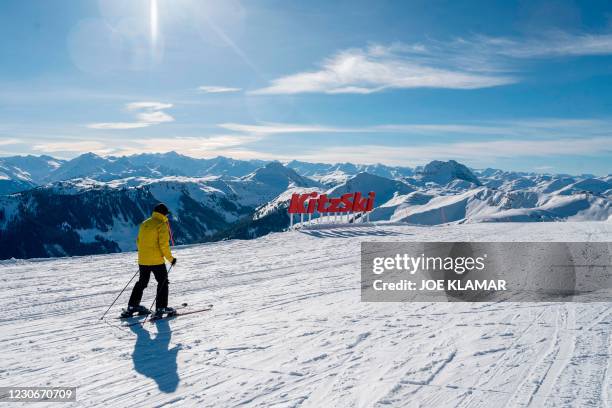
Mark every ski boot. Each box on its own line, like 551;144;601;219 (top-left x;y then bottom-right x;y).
120;304;150;318
152;307;177;320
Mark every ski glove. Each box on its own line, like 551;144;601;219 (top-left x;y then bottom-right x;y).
171;257;177;266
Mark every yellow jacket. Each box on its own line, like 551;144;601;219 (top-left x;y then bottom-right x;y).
136;211;175;265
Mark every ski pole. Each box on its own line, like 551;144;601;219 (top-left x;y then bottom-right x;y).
142;263;174;324
99;269;140;320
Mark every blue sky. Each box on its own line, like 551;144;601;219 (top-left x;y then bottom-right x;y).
1;0;612;175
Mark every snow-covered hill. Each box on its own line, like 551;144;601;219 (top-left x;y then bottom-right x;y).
1;222;610;407
0;177;253;259
237;162;322;205
0;162;318;259
0;154;64;194
371;187;611;224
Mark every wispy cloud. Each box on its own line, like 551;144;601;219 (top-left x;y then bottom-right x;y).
219;121;524;135
485;32;612;58
87;101;174;130
218;123;360;134
25;133;264;159
215;118;612;166
252;31;612;95
32;141;111;153
15;117;612;172
251;44;516;95
125;102;172;110
86;122;151;130
218;118;610;139
111;134;263;158
134;135;258;152
0;138;19;146
291;137;612;166
198;86;242;94
23;134;611;166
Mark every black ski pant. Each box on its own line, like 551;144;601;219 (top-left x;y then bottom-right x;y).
128;264;169;310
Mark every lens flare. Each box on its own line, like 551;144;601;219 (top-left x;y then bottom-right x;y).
150;0;158;48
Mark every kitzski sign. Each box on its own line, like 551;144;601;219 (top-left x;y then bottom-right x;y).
288;192;376;214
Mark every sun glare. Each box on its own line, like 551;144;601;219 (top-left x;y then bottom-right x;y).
150;0;158;47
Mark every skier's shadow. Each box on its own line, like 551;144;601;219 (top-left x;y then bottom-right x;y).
130;319;180;393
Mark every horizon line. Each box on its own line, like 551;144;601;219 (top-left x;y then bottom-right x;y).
0;150;607;177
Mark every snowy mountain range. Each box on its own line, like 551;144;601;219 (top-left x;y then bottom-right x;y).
0;152;609;259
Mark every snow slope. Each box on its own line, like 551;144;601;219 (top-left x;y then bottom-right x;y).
1;223;610;407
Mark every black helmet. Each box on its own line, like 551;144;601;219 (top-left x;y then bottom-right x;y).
153;203;169;216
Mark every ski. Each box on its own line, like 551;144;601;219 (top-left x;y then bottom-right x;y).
120;304;213;327
149;304;214;324
118;309;150;319
115;302;188;320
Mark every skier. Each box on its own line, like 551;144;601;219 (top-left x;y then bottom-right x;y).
122;203;177;319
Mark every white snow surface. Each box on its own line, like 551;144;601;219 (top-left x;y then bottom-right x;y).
1;223;611;407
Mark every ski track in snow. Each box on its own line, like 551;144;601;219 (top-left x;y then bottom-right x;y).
0;222;611;407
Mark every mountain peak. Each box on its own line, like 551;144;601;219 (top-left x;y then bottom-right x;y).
264;161;285;170
328;171;414;205
418;160;481;186
246;161;317;188
161;151;182;158
76;152;102;159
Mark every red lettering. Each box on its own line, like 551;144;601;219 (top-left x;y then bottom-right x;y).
339;193;353;212
288;193;309;213
327;198;341;212
351;192;367;211
306;192;319;213
288;191;375;214
316;194;329;212
365;192;376;211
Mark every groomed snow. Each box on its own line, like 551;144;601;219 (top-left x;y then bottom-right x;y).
1;222;610;407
